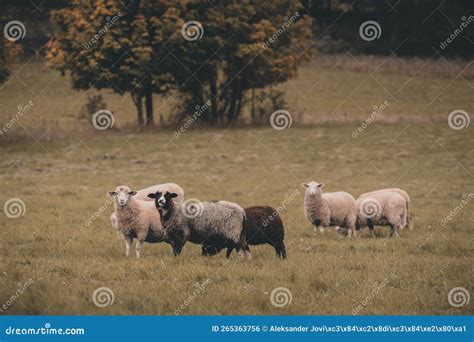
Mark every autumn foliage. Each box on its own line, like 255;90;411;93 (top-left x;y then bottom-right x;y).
46;0;313;127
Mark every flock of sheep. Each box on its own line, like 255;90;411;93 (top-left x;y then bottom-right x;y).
108;182;412;259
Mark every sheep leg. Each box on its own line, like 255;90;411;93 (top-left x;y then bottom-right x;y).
171;232;185;256
394;225;401;238
125;236;132;257
136;240;144;258
368;221;376;238
388;225;395;238
172;243;183;256
275;243;286;259
226;247;234;258
244;245;252;260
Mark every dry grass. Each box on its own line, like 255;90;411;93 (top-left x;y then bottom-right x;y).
0;124;473;315
0;56;473;315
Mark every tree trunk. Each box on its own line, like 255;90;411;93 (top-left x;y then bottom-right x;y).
131;93;144;127
144;76;154;127
210;72;218;125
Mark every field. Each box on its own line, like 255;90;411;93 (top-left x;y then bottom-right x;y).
0;56;473;315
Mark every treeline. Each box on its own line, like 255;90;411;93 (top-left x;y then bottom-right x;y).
306;0;473;58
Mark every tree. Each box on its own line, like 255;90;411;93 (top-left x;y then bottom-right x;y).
0;37;22;86
167;0;313;124
46;0;179;127
46;0;313;127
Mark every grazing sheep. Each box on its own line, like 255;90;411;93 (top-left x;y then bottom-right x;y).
148;191;248;258
108;185;171;258
202;206;286;258
355;190;407;238
302;181;356;237
110;182;184;231
358;188;412;230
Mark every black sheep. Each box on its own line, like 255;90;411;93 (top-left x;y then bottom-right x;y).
202;206;286;258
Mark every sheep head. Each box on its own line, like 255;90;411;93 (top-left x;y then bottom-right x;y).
108;185;137;207
147;191;178;211
301;181;325;195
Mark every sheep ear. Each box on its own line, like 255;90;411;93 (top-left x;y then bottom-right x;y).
129;191;137;196
170;193;178;198
318;183;325;188
301;183;309;188
108;191;117;197
147;193;156;199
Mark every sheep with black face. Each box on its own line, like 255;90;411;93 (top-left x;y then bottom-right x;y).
148;191;248;258
147;191;190;256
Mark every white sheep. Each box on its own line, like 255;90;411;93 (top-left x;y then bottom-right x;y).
108;185;171;258
147;191;249;258
358;188;412;230
302;181;356;237
110;182;184;230
355;190;408;238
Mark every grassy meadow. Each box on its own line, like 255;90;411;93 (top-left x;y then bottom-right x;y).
0;56;473;315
